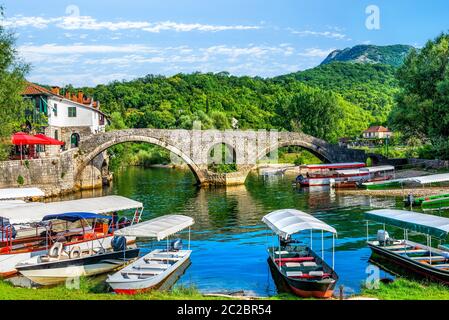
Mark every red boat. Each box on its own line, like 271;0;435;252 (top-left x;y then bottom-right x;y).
262;209;338;298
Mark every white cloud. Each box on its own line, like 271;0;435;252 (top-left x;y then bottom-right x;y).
289;29;347;40
1;14;260;33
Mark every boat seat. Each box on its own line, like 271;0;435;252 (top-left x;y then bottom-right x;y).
122;270;163;276
274;251;289;255
309;271;324;277
411;256;446;261
274;257;314;264
286;271;303;277
134;263;169;270
145;257;180;262
301;262;318;267
396;249;428;254
285;262;301;268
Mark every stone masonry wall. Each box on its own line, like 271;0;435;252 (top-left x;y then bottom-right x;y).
0;149;77;196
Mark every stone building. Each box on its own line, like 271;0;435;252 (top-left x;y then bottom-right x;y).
21;82;107;156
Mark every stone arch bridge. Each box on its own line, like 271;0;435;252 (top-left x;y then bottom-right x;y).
75;129;367;187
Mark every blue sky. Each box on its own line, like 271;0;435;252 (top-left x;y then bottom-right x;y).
1;0;448;86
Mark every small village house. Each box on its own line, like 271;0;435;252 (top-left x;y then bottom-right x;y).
20;82;107;157
362;126;393;140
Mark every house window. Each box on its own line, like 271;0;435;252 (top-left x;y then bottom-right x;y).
68;106;77;117
54;130;58;140
53;104;58;117
71;133;80;148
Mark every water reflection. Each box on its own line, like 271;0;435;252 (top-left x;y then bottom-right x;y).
54;167;405;296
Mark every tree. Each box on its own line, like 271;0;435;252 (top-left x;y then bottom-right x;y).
390;33;449;144
0;7;30;160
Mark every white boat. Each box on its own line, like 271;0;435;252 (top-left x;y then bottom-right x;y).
16;224;140;286
0;196;143;277
106;214;194;294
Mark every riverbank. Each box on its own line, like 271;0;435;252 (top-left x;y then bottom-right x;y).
0;279;300;300
362;278;449;300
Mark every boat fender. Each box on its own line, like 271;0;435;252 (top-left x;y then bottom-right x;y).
69;246;82;259
48;242;63;258
112;235;127;251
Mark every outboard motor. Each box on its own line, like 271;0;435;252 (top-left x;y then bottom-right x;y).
111;235;127;252
170;238;183;251
377;230;390;244
404;194;415;207
296;175;304;183
0;217;16;241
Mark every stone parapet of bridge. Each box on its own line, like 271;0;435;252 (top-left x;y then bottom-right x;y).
75;129;367;187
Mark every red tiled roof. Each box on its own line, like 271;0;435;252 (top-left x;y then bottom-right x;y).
364;126;391;133
22;82;54;96
22;82;101;110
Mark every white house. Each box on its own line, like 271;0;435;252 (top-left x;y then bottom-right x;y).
22;82;107;151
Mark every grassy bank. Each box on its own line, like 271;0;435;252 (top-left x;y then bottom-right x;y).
362;278;449;300
0;279;221;300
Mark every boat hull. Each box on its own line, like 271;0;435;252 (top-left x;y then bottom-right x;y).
368;243;449;284
17;248;140;286
267;257;336;298
0;235;136;278
107;250;191;294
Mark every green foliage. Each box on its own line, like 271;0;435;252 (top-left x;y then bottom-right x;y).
277;62;398;124
276;84;370;142
17;175;24;185
390;33;449;159
0;13;30;160
362;278;449;300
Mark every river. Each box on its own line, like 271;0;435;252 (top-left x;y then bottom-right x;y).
69;166;405;296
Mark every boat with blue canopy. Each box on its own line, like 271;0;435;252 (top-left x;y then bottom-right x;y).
15;211;139;286
366;209;449;284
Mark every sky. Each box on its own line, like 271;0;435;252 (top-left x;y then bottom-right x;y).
1;0;448;87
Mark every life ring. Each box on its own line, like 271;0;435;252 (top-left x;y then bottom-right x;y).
48;242;63;258
69;246;81;259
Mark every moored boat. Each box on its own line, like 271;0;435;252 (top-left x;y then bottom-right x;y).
262;209;338;298
16;231;139;286
0;196;143;277
366;209;449;284
106;214;194;294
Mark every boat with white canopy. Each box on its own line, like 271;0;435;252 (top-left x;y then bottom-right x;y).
0;195;143;277
262;209;338;298
0;187;45;201
15;212;140;286
366;209;449;284
106;214;194;294
363;173;449;190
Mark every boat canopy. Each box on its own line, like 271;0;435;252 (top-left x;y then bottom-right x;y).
0;195;143;225
301;162;365;170
114;214;194;240
366;209;449;238
43;212;111;222
262;209;337;239
0;187;45;200
335;169;366;176
409;173;449;185
360;165;395;173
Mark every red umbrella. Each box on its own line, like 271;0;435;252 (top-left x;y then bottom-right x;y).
34;134;65;146
11;132;47;145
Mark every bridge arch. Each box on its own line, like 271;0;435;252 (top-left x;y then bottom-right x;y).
75;134;206;186
256;139;334;164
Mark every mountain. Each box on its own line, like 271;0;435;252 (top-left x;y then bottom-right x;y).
321;44;414;67
274;62;399;124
